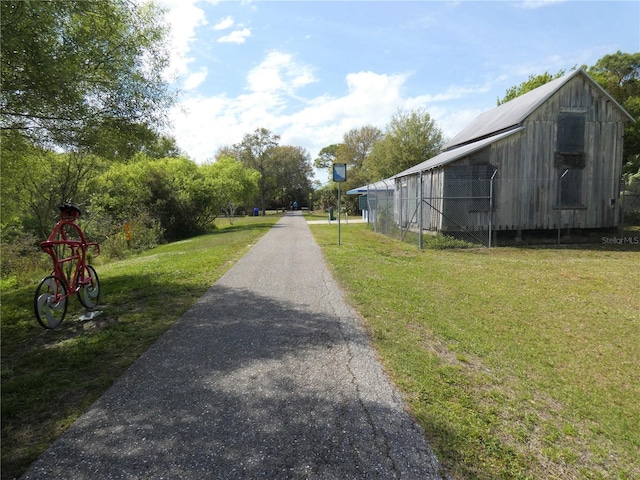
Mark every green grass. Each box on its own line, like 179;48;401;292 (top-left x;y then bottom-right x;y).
303;210;331;221
310;223;640;479
0;215;280;480
3;216;638;479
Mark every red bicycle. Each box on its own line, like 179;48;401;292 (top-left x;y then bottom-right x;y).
34;204;101;329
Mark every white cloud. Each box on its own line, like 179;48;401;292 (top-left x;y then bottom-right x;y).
247;51;317;94
157;3;487;170
183;67;208;91
218;28;251;44
213;16;234;30
169;62;450;165
158;0;207;80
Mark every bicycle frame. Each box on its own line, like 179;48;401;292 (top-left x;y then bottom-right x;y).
40;214;98;297
34;205;100;328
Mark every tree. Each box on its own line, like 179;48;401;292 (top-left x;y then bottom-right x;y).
201;156;260;221
91;156;238;241
315;127;382;214
0;140;107;238
142;134;183;160
0;0;174;153
314;144;340;170
341;125;384;169
269;146;314;209
82;121;182;161
365;108;445;180
233;128;280;215
588;51;640;175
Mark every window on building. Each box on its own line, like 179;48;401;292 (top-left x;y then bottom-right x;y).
556;112;586;207
555;112;586;168
559;168;583;207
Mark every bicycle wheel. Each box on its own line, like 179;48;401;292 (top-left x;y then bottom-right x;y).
78;265;100;309
34;276;68;329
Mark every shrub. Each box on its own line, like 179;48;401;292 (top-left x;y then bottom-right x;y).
426;234;476;250
0;231;50;285
83;211;164;260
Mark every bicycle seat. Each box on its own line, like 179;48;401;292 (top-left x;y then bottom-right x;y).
59;204;82;219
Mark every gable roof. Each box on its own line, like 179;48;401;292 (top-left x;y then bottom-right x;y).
443;69;635;151
393;127;524;178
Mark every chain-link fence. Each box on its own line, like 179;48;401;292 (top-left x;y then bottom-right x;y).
366;179;398;239
363;173;637;248
620;177;640;226
365;176;496;247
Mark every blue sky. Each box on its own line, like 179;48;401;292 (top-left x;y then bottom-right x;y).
158;0;639;180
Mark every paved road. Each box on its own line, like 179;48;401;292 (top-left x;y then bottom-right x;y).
22;212;445;480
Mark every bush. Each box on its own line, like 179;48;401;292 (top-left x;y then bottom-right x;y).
425;234;476;250
0;231;50;285
84;211;164;260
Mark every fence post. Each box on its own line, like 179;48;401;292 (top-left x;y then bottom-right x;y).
419;171;424;249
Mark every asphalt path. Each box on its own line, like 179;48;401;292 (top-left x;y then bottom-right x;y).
21;211;446;480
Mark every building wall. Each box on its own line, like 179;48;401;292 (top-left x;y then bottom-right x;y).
396;73;628;234
395;74;628;234
488;74;626;230
436;74;627;231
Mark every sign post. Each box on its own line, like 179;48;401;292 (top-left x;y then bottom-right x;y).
332;163;347;246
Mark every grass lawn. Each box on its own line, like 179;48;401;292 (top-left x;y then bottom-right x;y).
3;214;638;480
310;223;640;480
0;215;280;480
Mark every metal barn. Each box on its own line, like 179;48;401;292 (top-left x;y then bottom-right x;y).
393;70;635;245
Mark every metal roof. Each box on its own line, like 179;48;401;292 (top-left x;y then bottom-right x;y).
443;74;571;150
371;70;635;181
346;178;395;194
393;127;524;178
443;69;635;150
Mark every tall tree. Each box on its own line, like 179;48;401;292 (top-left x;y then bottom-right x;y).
365;108;445;180
201;156;260;221
337;125;384;201
0;0;174;153
232;128;280;215
314;144;340;170
341;125;384;169
315;127;382;214
269;145;314;209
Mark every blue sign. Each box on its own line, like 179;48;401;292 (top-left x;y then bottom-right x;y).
333;163;347;182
